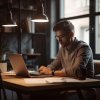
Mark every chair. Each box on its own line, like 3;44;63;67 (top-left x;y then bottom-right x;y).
0;70;7;100
94;61;100;79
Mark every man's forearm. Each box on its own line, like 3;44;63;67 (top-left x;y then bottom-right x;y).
53;70;66;76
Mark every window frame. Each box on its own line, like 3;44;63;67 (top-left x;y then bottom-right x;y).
53;0;100;60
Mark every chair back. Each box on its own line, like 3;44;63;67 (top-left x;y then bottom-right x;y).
94;61;100;75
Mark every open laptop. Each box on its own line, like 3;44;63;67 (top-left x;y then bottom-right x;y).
8;54;52;78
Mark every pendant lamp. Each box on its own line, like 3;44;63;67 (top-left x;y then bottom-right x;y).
31;0;49;22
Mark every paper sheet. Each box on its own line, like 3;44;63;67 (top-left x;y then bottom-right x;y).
24;77;100;84
24;77;67;84
44;77;66;83
24;78;46;84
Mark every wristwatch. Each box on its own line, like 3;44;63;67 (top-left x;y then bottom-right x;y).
52;70;55;76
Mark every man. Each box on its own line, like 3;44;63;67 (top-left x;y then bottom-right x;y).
39;20;94;79
39;20;96;100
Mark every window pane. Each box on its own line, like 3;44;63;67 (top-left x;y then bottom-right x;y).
69;18;89;44
96;0;100;12
60;0;89;18
95;16;100;54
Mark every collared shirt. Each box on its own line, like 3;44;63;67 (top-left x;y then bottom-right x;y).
47;37;94;79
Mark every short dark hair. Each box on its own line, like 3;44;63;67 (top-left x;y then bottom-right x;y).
53;20;74;33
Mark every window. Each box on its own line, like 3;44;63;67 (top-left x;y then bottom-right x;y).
59;0;100;59
50;0;58;58
61;0;89;18
95;16;100;54
60;0;90;43
95;0;100;58
50;0;100;59
96;0;100;12
69;18;89;44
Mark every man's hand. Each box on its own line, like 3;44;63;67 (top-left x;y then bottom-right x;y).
38;66;52;75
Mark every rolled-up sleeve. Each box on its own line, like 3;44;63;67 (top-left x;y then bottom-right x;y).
47;50;62;70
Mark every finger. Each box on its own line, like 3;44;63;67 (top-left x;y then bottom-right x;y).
39;66;46;71
39;66;44;71
39;70;45;74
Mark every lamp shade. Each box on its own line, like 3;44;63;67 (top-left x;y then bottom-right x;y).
31;13;49;22
2;3;17;27
2;21;17;27
31;3;49;22
2;10;17;27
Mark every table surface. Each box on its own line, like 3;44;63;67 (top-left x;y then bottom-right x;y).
2;72;100;93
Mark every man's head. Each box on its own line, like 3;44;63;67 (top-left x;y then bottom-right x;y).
53;20;75;47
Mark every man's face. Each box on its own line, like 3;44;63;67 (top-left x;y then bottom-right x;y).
55;30;71;47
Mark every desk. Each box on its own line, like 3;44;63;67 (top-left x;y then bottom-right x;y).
2;73;100;94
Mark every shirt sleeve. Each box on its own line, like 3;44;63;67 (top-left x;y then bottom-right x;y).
47;49;62;70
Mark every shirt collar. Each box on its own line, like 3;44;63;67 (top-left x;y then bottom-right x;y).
66;37;78;51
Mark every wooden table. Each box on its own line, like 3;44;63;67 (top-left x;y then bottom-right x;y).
2;72;100;100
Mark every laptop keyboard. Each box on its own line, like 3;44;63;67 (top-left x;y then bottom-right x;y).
28;70;53;77
28;70;40;76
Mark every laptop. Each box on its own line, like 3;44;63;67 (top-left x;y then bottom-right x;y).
8;54;52;78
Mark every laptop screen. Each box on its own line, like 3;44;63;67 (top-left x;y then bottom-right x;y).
9;54;30;77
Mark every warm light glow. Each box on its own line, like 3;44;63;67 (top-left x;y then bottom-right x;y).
31;19;49;22
2;24;17;27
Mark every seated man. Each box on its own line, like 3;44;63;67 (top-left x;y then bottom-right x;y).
39;20;96;100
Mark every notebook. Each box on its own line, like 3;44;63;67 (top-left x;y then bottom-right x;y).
8;54;52;78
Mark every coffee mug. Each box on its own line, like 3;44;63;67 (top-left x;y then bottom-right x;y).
0;63;7;72
26;48;34;54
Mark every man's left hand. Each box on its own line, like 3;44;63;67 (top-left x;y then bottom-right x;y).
39;66;52;75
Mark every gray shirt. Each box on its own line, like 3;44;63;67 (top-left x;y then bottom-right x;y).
48;38;94;79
